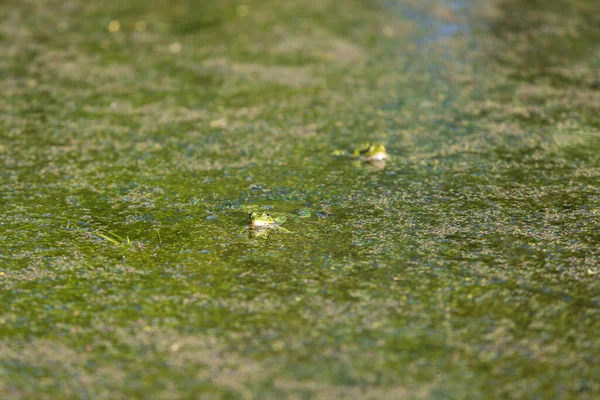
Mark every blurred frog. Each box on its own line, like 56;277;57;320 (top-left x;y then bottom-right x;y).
331;143;388;162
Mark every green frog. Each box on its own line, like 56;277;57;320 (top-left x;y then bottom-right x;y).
246;211;290;237
248;212;279;227
353;143;388;161
331;143;388;162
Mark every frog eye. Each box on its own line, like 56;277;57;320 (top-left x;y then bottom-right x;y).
265;213;270;217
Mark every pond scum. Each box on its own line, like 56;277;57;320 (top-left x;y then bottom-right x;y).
1;0;599;398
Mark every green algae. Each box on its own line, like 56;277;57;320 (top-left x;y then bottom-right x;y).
1;0;599;398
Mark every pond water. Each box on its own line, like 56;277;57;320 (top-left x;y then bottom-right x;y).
1;0;599;398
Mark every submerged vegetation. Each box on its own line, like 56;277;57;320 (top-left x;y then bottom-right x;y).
1;0;599;398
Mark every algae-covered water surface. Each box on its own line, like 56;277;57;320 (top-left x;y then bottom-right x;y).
1;0;599;398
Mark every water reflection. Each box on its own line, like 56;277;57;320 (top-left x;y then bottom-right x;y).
386;0;469;43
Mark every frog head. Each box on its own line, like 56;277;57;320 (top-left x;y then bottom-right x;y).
359;144;387;161
248;211;277;227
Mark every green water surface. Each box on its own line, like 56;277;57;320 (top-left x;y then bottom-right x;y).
1;0;599;398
